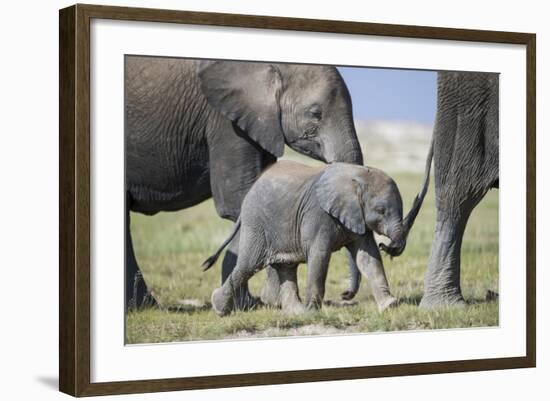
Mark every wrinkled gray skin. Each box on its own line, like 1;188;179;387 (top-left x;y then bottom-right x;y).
203;161;406;316
125;57;363;309
417;71;499;308
337;135;434;302
336;72;499;308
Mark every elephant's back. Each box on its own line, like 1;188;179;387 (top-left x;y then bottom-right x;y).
125;57;204;138
241;161;323;215
259;161;324;182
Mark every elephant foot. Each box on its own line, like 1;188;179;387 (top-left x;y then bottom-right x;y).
260;290;280;307
341;290;358;301
419;291;466;309
128;294;157;311
377;296;398;312
127;272;158;311
211;287;233;317
378;296;398;312
234;292;263;311
260;275;281;307
140;292;158;308
305;297;323;311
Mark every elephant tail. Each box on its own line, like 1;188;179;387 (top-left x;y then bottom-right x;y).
401;137;434;240
382;137;434;257
201;217;241;272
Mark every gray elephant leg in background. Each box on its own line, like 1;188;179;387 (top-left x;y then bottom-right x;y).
348;234;397;312
420;214;468;308
220;232;259;310
260;266;281;307
275;264;306;315
419;142;494;309
341;248;361;300
420;191;486;308
126;203;156;310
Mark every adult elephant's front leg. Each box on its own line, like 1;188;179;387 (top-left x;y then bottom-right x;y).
420;212;469;308
221;232;260;310
126;204;157;310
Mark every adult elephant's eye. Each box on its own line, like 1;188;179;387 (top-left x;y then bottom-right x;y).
307;105;323;121
303;124;318;139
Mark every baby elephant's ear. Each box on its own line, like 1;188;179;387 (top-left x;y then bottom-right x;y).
316;164;367;235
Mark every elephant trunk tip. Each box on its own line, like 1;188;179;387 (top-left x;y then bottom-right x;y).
379;239;406;258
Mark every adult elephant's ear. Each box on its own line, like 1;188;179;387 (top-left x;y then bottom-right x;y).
198;60;285;158
316;164;367;235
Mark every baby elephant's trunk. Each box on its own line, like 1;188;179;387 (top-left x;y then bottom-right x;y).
379;232;406;258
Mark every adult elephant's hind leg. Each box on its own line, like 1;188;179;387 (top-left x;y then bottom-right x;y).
420;211;470;308
419;162;489;308
221;232;261;310
126;200;157;310
420;175;488;308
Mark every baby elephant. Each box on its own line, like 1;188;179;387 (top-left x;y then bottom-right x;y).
203;161;405;316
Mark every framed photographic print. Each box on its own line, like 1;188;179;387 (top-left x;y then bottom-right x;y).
59;4;536;397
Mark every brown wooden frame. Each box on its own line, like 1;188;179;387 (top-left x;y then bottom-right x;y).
59;3;536;397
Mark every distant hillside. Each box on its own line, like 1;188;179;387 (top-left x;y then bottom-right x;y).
280;120;433;173
356;120;432;173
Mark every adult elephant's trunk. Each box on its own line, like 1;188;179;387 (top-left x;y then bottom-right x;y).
323;121;364;165
380;139;434;258
331;141;364;165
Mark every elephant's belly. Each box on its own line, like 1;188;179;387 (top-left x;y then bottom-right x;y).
266;250;305;265
130;188;211;215
128;178;212;215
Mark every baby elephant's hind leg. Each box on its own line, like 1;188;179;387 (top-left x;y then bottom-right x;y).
211;260;259;316
211;228;264;316
275;264;306;315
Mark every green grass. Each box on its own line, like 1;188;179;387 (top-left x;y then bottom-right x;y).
126;168;499;344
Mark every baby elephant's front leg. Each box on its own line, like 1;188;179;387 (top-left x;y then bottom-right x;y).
349;234;397;311
276;263;306;315
305;249;331;310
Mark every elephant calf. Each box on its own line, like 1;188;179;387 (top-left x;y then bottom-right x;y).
202;161;406;316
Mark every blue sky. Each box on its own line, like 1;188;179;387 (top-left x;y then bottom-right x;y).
338;67;437;124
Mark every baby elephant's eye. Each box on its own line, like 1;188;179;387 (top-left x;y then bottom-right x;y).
307;105;323;121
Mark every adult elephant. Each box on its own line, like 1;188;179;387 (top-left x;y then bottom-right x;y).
419;71;499;307
125;57;363;309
